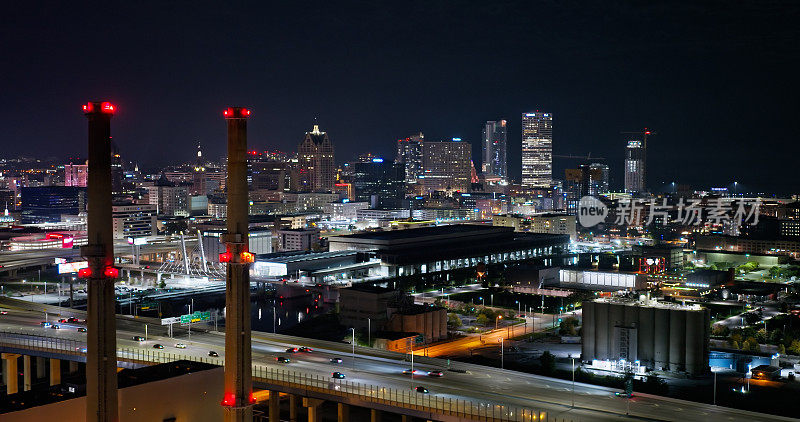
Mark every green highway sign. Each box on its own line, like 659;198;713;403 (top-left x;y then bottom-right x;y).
180;311;211;324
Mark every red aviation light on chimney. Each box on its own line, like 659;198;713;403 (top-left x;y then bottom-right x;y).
248;392;256;404
219;251;233;263
78;267;92;278
240;251;255;263
221;392;236;406
82;102;115;115
223;107;251;119
104;266;119;278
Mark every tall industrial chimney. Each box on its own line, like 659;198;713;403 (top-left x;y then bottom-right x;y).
221;107;254;421
81;101;119;422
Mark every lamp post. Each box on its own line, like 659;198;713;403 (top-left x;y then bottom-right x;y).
571;357;576;407
351;327;356;370
500;337;504;369
496;315;502;330
367;318;371;347
712;368;718;405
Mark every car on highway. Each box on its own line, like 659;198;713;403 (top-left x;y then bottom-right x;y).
299;347;313;353
285;347;299;353
615;392;633;398
52;325;60;329
276;356;291;363
208;351;219;357
153;344;164;349
330;358;343;364
58;318;68;323
67;317;79;323
77;327;87;332
132;336;145;341
75;347;87;353
0;309;8;315
175;343;186;349
427;371;444;377
415;386;429;394
331;372;345;379
40;321;51;327
402;369;424;376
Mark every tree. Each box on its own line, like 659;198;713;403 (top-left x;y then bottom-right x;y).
476;314;490;326
158;280;166;289
539;351;556;374
447;313;462;329
788;339;800;355
778;344;787;355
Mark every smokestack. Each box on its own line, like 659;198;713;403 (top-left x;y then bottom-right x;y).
221;107;254;421
81;101;119;422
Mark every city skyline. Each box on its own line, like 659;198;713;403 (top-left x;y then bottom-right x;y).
2;2;798;193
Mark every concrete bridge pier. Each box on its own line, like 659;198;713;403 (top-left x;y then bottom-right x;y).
289;394;298;422
2;353;20;394
69;360;79;374
23;355;32;391
302;397;324;422
36;356;46;379
370;409;381;422
49;358;61;386
337;402;349;422
269;390;280;422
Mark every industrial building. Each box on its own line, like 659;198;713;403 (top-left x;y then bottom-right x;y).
111;204;156;239
581;298;710;376
339;285;447;343
329;225;569;278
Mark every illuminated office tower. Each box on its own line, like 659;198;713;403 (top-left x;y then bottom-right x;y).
298;124;335;192
481;120;507;181
521;112;552;188
396;132;424;185
624;129;650;194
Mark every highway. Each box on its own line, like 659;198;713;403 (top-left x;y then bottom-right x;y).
0;306;794;421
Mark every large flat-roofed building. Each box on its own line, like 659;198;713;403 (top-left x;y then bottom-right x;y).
582;298;710;376
329;225;569;277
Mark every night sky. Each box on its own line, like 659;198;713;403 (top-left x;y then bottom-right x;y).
2;1;798;193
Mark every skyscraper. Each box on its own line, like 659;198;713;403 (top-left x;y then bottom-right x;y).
589;162;610;194
396;132;424;185
521;112;553;188
419;138;472;194
624;129;650;194
298;124;335;192
482;120;507;181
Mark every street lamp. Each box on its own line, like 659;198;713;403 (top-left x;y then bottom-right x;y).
351;327;356;370
496;315;502;330
500;337;504;369
571;357;576;407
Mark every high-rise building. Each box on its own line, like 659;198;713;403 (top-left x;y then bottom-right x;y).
298;124;335;192
145;174;190;216
64;162;88;187
396;132;424;185
589;163;610;194
346;157;405;209
482;120;507;181
521;112;553;188
111;138;124;194
419;139;472;194
111;204;157;239
624;129;650;194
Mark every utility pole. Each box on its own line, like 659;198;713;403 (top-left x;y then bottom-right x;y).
81;101;119;422
221;107;254;422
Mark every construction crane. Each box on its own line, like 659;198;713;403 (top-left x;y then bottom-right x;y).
553;152;606;161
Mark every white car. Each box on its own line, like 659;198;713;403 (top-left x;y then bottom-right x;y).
175;343;187;349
